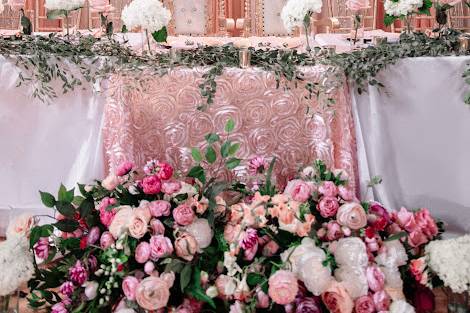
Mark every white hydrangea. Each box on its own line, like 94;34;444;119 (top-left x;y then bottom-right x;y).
335;266;368;299
384;0;423;17
281;0;323;32
426;235;470;293
44;0;85;11
390;300;416;313
121;0;171;33
334;237;368;268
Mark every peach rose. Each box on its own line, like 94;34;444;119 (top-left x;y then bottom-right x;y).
7;214;36;238
268;270;298;305
109;206;133;239
102;174;120;191
135;277;170;310
224;224;243;244
336;202;367;230
321;281;354;313
175;233;198;261
129;210;150;239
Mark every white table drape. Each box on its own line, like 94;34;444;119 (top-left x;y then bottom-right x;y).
352;56;470;236
0;56;105;233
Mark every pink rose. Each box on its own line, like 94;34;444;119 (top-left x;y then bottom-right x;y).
34;237;49;259
321;281;354;313
410;257;426;284
7;0;25;10
326;222;343;241
100;231;115;249
396;207;418;232
366;265;385;292
102;174;120;191
87;226;101;246
336;202;368;230
7;213;36;238
262;240;280;257
149;235;174;260
160;271;176;288
150;218;166;235
408;230;428;247
175;233;198;261
122;276;139;301
149;200;171;217
142;175;162;194
296;297;322;313
346;0;370;11
173;203;195;226
256;290;270;308
355;295;375;313
135;276;170;310
129;211;150;239
162;180;182;194
373;291;391;311
319;181;338;197
98;197;117;227
415;209;438;239
135;242;151;263
317;196;340;218
144;261;155;275
156;161;173;180
109;206;133;239
284;179;313;202
268;270;298;305
338;186;354;201
116;161;133;176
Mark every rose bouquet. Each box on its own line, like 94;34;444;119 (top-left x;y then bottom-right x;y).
26;121;443;313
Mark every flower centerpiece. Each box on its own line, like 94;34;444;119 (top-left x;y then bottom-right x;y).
23;121;444;313
383;0;432;34
346;0;371;46
121;0;172;53
281;0;323;53
89;0;115;38
44;0;85;38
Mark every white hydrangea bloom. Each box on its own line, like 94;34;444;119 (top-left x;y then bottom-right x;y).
281;0;323;32
384;0;423;17
121;0;171;33
44;0;85;11
334;237;368;268
426;235;470;293
390;300;416;313
376;240;408;268
335;266;368;299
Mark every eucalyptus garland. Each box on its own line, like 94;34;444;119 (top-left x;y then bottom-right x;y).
0;30;468;107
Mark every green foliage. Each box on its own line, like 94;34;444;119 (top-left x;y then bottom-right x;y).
39;191;56;207
152;27;168;43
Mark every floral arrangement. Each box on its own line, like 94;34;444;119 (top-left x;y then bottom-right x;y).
345;0;370;44
7;0;25;10
0;214;37;296
44;0;85;12
24;122;444;313
383;0;432;31
121;0;172;45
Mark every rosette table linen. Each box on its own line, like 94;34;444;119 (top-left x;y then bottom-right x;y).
352;56;470;236
103;66;359;191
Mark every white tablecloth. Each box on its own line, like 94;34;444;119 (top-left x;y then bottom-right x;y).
0;56;105;233
352;56;470;236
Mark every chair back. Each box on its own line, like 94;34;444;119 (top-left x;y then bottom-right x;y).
246;0;292;36
448;2;470;32
326;0;378;32
163;0;221;35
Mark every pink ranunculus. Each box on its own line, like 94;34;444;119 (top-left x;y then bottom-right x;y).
98;197;117;227
116;161;134;176
321;281;354;313
149;200;171;218
415;208;438;239
7;0;25;10
34;237;50;259
69;260;88;285
135;242;151;263
336;202;368;230
129;211;150;239
156;161;173;180
346;0;370;11
319;181;338;197
122;276;139;301
373;291;391;311
102;174;120;191
268;270;299;305
100;231;115;249
59;281;75;297
326;221;343;241
150;218;166;235
355;295;375;313
161;180;182;195
408;230;428;247
366;265;385;292
175;233;198;261
396;207;418;232
173;203;195;226
149;235;174;260
338;186;354;201
142;175;162;195
135;276;170;310
284;179;313;203
317;196;340;218
87;226;101;246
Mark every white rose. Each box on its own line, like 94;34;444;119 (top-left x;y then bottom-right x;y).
297;255;332;296
376;240;408;268
183;218;213;250
334;237;368;268
206;286;218;298
84;281;99;300
334;266;368;299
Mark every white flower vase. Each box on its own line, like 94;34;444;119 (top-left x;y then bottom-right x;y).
300;23;315;54
0;290;19;313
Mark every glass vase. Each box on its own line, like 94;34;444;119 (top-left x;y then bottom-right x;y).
300;20;315;54
446;288;470;313
0;290;19;313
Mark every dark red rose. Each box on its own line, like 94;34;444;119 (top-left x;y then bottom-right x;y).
412;285;435;313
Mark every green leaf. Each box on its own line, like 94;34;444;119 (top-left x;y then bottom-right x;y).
225;158;241;170
205;133;220;144
225;118;235;133
29;226;41;248
58;184;74;203
205;146;217;164
188;166;206;184
221;141;231;158
228;143;240;156
180;264;192;292
151;27;168;43
39;191;56;208
56;201;75;218
106;21;113;37
164;258;185;273
384;14;397;26
59;238;80;251
21;15;32;35
247;273;265;287
53;219;79;233
121;24;128;33
79;198;94;218
190;289;216;309
191;148;203;162
465;91;470;105
385;231;408;242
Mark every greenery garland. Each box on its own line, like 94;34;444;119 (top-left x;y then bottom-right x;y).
0;29;468;107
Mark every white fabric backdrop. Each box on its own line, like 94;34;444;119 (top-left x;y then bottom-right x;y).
0;56;105;234
352;56;470;236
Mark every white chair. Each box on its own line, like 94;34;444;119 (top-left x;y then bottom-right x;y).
246;0;291;36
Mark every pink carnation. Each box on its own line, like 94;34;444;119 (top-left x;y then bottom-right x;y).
415;208;438;239
59;281;75;297
116;161;134;176
240;228;259;261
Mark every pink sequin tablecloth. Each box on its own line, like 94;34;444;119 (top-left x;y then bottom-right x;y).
103;66;359;192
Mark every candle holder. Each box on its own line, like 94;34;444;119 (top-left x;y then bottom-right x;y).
239;49;251;69
323;45;336;56
372;36;387;46
170;48;181;63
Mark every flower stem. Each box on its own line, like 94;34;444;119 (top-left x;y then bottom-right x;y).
65;11;70;40
145;29;151;55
